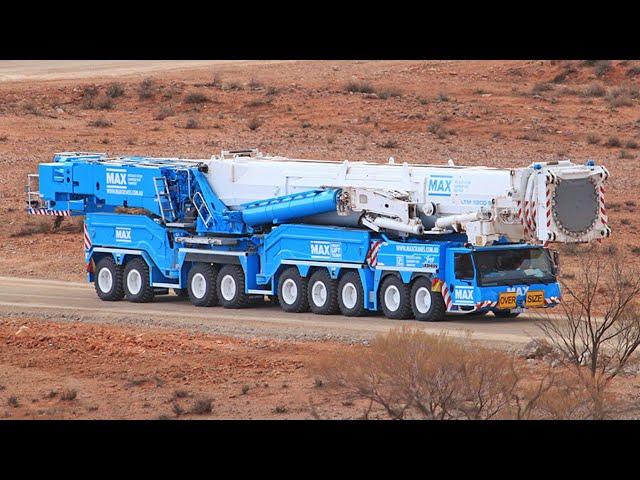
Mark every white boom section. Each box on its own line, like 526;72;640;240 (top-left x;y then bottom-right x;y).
201;151;609;246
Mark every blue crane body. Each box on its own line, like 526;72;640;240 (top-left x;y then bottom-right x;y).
26;151;569;320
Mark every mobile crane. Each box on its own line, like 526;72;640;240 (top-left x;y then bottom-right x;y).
26;150;609;321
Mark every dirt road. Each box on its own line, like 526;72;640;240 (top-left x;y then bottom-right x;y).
0;60;291;82
0;276;549;347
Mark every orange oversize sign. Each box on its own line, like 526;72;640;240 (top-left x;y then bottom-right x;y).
498;292;517;309
525;290;545;307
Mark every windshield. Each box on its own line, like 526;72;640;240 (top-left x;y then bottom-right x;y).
473;248;555;287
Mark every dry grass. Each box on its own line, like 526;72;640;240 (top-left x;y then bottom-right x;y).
89;117;112;128
184;91;209;104
313;327;576;420
184;118;200;129
532;82;554;94
379;139;399;149
344;81;374;94
247;116;262;131
94;95;113;110
190;398;213;415
605;136;622;148
376;86;402;99
60;388;77;401
427;121;456;139
153;105;174;120
106;82;125;98
10;219;54;237
583;84;606;97
586;133;601;145
138;78;155;100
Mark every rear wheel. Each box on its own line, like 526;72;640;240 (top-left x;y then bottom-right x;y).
308;269;339;315
278;268;309;313
94;256;124;301
124;257;154;303
188;263;219;307
410;276;446;322
493;309;520;318
338;271;366;317
217;264;250;309
379;275;412;320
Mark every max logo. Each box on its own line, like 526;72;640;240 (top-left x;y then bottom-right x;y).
428;176;453;197
310;241;341;259
115;227;131;242
507;286;529;296
107;172;127;185
454;288;474;301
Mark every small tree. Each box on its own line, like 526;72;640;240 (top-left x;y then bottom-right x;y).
537;244;640;418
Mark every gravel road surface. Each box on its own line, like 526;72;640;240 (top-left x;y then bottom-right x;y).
0;276;550;348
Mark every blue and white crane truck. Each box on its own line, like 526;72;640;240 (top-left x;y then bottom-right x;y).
26;150;610;321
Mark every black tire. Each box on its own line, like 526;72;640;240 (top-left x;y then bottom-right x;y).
174;288;190;299
493;309;521;318
410;276;446;322
308;269;339;315
217;264;250;309
379;275;413;320
123;257;155;303
187;263;219;307
338;271;367;317
277;267;310;313
94;256;124;301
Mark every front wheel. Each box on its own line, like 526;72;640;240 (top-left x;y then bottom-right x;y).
123;257;154;303
410;277;446;322
379;275;412;320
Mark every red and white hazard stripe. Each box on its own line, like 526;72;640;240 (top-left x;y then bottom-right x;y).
475;300;498;309
27;208;69;216
442;283;452;311
432;278;453;311
517;200;527;238
546;186;552;228
83;222;92;250
544;296;561;305
365;240;384;268
599;186;607;226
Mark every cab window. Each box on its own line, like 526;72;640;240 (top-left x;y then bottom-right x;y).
454;253;474;280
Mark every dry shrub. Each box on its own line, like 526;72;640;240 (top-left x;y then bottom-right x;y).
138;78;155;100
106;82;125;98
154;105;174;120
247;116;262;131
314;327;621;420
184;91;209;104
344;81;374;94
313;327;558;420
94;94;113;110
10;219;55;237
427;122;455;139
